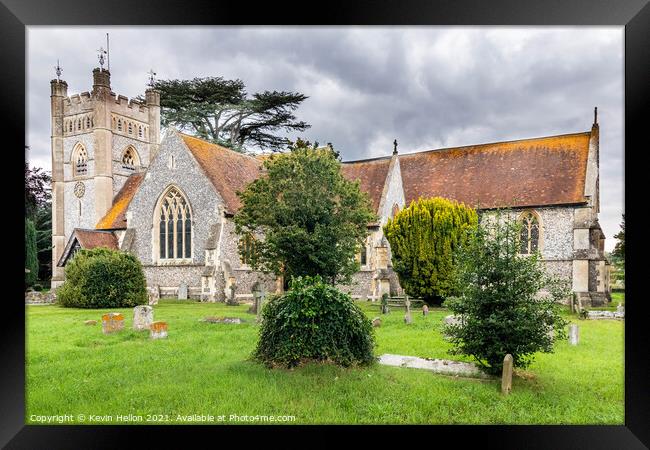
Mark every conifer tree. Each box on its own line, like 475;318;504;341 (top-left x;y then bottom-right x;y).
25;218;39;289
383;197;478;304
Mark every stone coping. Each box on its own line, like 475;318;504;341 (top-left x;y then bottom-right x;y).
378;354;492;379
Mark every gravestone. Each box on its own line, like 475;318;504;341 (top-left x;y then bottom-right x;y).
372;317;382;327
404;296;412;324
102;313;124;334
252;282;266;323
380;293;390;314
84;320;97;326
226;279;239;306
177;283;188;300
501;354;513;395
616;303;625;314
133;305;154;331
422;305;429;316
147;285;160;305
568;324;579;345
150;321;168;339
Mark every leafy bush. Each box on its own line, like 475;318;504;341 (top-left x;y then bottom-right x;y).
253;276;376;368
383;197;477;305
25;219;39;289
443;211;570;375
57;247;147;308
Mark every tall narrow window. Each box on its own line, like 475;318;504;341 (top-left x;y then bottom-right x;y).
72;144;88;177
138;125;144;138
360;244;367;266
157;187;192;260
85;116;91;128
519;211;540;255
128;122;133;134
121;146;139;171
117;119;122;132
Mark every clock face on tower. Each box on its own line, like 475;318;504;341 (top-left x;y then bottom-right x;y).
74;181;85;198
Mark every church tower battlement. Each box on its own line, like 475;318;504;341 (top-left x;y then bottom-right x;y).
50;67;161;287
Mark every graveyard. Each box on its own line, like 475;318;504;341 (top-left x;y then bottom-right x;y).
25;298;624;425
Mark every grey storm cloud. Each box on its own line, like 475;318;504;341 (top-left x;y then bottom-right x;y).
26;26;624;250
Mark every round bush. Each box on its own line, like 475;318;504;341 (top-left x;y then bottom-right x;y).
253;276;376;368
57;247;147;308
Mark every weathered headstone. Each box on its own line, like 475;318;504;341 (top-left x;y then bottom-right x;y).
150;321;168;339
422;305;429;316
101;313;124;334
226;279;239;306
404;296;412;324
147;285;160;305
177;283;188;300
372;317;382;327
202;317;242;324
133;305;154;331
568;324;579;345
501;354;513;395
380;293;390;314
616;303;625;314
84;320;97;326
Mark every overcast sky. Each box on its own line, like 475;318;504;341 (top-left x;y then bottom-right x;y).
26;26;624;250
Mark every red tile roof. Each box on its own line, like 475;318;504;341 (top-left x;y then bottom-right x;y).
96;173;145;229
180;133;263;214
341;157;392;213
75;229;119;250
398;132;591;209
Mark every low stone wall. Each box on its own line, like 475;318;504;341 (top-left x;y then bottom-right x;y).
25;290;57;304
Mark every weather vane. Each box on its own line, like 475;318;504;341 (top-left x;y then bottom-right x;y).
54;59;62;81
147;69;157;87
393;139;398;155
97;46;107;69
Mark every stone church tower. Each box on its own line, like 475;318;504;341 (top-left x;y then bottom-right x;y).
50;68;160;287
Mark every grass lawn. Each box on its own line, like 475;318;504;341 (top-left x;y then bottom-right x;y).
26;299;624;425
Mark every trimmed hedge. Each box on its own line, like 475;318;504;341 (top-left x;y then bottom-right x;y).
57;247;147;308
253;276;376;368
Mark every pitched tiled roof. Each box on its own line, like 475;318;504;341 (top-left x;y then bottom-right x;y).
398;132;591;209
57;229;119;266
341;157;392;213
180;133;263;214
96;173;145;229
75;229;119;249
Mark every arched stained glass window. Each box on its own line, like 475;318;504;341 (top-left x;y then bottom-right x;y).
158;187;192;260
519;211;540;255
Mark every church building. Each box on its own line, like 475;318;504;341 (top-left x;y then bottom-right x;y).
51;67;611;307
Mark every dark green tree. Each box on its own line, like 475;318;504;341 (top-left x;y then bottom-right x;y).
25;218;39;289
34;204;52;282
444;211;570;375
612;214;625;261
234;144;376;285
150;77;310;152
383;197;478;305
25;162;51;218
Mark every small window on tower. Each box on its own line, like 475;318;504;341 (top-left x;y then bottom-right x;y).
122;146;139;171
128;122;133;134
117;119;122;132
86;116;91;128
72;144;88;177
138;126;143;138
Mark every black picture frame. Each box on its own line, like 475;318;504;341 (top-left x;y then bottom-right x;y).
5;0;647;447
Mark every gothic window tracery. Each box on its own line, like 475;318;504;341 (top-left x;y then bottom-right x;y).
121;146;139;171
519;211;540;255
72;144;88;177
157;187;192;260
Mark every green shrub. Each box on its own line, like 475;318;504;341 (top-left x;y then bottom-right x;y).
57;247;147;309
383;197;477;305
25;219;39;289
444;211;570;375
253;276;376;368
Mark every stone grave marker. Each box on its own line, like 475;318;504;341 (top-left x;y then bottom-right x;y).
616;303;625;314
568;324;579;345
177;283;188;300
102;313;124;334
501;353;513;395
404;296;412;324
148;285;160;305
150;321;168;339
372;317;382;327
133;305;154;331
227;278;239;306
422;305;429;316
84;320;97;326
